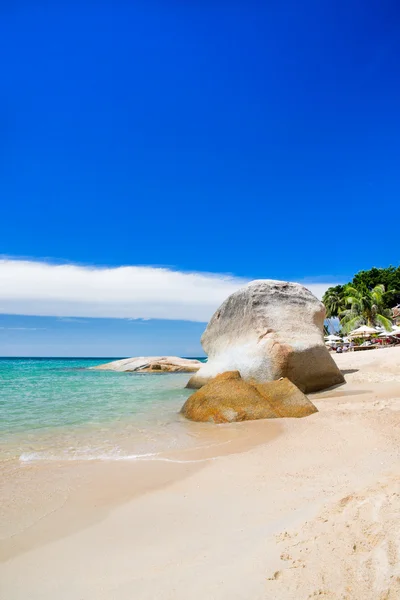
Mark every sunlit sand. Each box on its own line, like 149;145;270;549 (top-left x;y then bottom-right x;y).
1;347;400;599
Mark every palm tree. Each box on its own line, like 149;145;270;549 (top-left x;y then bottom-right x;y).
322;285;345;333
322;285;345;318
339;284;393;333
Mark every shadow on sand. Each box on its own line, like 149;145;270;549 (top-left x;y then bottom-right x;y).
340;369;359;376
312;389;371;399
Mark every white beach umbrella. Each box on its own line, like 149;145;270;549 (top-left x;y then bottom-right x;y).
377;325;399;337
348;325;378;338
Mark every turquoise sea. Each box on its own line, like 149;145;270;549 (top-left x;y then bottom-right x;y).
0;357;211;463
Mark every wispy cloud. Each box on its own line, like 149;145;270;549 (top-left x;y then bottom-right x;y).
57;317;88;323
0;259;337;322
0;327;46;331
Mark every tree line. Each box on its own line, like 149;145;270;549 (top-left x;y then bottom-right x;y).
322;266;400;333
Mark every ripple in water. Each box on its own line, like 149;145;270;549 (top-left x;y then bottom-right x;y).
0;357;218;462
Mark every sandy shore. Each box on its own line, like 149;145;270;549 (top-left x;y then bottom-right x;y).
1;347;400;599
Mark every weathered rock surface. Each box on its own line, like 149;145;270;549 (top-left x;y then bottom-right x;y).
181;371;318;423
186;280;344;393
92;356;202;373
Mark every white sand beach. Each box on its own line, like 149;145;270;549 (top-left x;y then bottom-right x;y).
1;347;400;599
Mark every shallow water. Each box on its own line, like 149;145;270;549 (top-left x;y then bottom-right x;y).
0;357;216;462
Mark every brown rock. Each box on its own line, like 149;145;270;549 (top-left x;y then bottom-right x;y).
181;372;317;423
252;378;318;418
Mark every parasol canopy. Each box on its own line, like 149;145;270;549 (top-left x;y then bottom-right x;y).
348;325;378;338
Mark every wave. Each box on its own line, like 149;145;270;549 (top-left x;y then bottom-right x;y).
19;450;216;464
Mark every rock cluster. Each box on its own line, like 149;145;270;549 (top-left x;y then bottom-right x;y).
187;280;344;393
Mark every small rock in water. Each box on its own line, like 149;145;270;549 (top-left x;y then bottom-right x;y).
91;356;203;373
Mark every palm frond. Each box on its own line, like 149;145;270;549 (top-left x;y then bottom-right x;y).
340;315;365;333
343;295;359;306
375;314;393;331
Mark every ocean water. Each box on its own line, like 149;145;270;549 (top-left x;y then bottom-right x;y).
0;357;213;463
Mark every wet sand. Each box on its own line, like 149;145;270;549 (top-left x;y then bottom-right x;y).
1;347;400;599
0;418;283;561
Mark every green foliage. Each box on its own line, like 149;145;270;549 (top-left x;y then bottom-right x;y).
339;284;392;333
322;265;399;333
351;266;400;308
322;285;345;318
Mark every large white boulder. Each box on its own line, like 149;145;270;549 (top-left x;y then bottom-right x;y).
186;280;344;393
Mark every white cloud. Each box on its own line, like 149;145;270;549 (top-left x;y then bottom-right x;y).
0;259;336;322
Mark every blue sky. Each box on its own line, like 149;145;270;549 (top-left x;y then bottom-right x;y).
1;1;399;356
